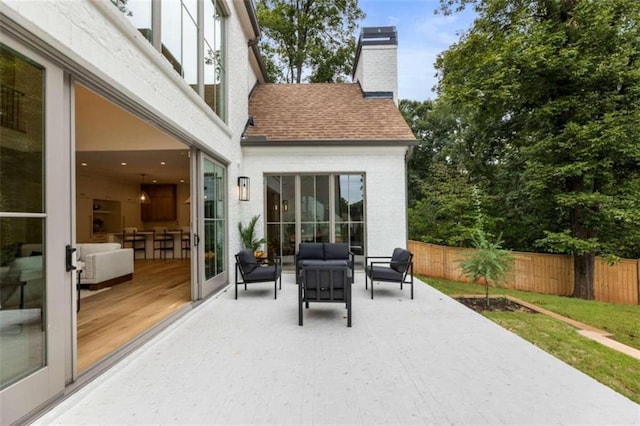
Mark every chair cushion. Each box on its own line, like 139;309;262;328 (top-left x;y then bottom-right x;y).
302;267;348;300
390;248;411;273
365;265;403;282
298;243;324;260
323;243;349;260
237;250;258;274
244;264;281;282
300;259;348;268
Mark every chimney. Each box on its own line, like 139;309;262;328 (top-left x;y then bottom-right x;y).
352;26;399;105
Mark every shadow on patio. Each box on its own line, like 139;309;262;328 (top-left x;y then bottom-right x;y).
36;273;639;425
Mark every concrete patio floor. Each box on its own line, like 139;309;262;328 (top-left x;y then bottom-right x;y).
36;273;639;425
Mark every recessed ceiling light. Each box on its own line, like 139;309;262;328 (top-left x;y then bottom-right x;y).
180;179;184;183
160;161;166;165
81;162;88;166
152;179;157;183
121;162;127;166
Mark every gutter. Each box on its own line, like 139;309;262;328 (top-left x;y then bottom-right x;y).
244;0;269;82
241;138;418;147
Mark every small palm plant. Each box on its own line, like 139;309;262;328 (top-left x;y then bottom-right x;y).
459;187;513;308
238;214;266;254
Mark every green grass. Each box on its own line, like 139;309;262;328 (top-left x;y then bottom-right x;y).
421;276;640;404
423;276;640;350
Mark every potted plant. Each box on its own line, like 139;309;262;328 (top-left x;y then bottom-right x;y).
238;214;266;258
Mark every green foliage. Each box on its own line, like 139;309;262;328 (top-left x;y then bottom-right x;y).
432;0;640;298
458;187;514;306
238;215;266;252
255;0;365;83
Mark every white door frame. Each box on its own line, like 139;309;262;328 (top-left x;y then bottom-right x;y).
0;35;72;426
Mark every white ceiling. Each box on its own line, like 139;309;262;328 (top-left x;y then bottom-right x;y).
75;84;190;184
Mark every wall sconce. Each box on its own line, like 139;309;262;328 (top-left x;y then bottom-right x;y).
283;200;288;212
238;176;250;201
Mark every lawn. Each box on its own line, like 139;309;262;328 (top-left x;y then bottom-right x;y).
421;276;640;404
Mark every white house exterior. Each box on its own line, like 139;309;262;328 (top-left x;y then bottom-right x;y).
0;1;415;422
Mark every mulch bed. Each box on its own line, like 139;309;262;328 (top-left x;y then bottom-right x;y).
456;296;538;313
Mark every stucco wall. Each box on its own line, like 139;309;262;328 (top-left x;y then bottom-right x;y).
242;146;409;257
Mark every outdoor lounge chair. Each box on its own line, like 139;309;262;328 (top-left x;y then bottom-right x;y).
234;250;282;299
364;248;414;299
299;264;351;327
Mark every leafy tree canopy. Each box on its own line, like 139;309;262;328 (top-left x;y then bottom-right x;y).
256;0;365;83
434;0;640;298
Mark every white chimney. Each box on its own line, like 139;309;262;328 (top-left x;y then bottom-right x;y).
352;26;399;105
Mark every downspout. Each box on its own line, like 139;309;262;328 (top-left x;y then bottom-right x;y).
248;38;269;83
405;145;415;247
244;0;269;82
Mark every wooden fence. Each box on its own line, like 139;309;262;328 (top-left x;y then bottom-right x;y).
408;240;640;305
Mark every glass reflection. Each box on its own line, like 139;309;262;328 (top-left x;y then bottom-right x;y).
204;160;225;280
0;45;46;390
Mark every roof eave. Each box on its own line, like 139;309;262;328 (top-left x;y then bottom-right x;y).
241;139;418;147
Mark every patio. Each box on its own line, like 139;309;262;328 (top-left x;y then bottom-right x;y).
36;272;639;425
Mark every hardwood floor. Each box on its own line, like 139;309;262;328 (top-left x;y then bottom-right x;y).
77;259;191;372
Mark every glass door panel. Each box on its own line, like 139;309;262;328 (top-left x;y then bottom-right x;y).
0;44;46;390
200;155;226;297
266;176;295;265
300;175;329;243
334;175;365;261
266;174;366;268
0;40;68;425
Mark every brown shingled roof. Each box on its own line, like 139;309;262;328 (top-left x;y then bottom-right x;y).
245;83;416;142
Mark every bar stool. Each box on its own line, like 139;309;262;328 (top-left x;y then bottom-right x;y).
122;227;146;259
153;227;174;260
180;226;191;259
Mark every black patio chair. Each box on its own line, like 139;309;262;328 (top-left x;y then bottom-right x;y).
234;250;282;299
299;264;351;327
364;248;414;299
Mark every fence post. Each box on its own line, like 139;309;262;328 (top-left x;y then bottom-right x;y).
637;259;640;305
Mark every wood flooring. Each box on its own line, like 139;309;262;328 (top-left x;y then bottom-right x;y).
76;259;191;372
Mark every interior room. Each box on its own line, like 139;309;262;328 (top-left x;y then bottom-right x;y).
74;83;192;372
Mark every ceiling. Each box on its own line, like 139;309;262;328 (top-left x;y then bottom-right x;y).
75;84;190;184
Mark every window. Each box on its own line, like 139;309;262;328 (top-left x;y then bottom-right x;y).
266;174;366;267
204;0;227;120
113;0;228;121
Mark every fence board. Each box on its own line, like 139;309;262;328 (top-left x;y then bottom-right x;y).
408;240;638;305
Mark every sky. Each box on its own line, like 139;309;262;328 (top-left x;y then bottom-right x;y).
359;0;477;101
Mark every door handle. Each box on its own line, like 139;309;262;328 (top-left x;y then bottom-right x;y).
194;233;200;246
66;244;77;271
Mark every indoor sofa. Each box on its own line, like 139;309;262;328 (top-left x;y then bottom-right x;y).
295;242;354;284
77;243;134;290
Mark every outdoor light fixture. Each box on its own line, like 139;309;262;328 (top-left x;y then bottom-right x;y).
139;174;151;204
238;176;250;201
283;200;288;212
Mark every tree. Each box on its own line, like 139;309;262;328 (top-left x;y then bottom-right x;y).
256;0;365;83
459;188;513;308
436;0;640;299
401;99;488;246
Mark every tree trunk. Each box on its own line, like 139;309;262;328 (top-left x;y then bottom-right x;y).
573;253;595;299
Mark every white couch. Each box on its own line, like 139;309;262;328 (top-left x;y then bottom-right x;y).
77;243;134;290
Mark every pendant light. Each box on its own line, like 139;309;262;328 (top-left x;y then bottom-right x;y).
139;174;151;204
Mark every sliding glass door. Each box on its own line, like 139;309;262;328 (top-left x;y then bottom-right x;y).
266;174;366;267
0;39;70;425
198;154;226;297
